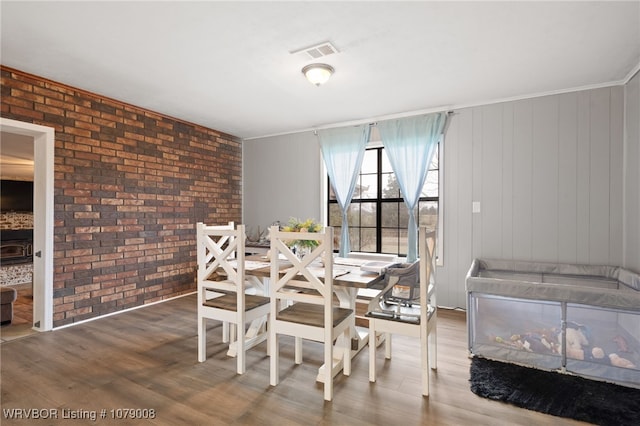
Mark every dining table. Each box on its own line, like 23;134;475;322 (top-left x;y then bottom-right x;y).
227;253;386;383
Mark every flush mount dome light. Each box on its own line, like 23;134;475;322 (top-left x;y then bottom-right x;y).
302;63;334;86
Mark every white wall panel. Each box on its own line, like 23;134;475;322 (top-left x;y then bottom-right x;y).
576;91;592;263
511;100;534;260
531;96;559;261
501;104;514;259
480;104;504;259
589;88;612;263
557;92;578;263
610;87;624;265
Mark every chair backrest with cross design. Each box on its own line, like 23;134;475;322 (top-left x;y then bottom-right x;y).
268;225;354;401
196;222;270;374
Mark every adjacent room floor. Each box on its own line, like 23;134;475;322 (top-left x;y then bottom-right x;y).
0;283;36;343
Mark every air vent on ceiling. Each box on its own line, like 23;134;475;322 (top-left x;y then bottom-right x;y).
290;41;339;59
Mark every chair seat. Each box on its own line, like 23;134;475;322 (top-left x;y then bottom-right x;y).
203;293;270;311
276;302;353;328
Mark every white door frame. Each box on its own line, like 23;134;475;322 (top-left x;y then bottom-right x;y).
1;117;54;331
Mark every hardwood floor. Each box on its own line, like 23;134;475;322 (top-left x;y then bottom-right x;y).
0;294;588;425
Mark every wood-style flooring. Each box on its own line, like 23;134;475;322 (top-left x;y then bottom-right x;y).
0;293;587;425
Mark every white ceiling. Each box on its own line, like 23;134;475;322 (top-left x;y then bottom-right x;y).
1;1;639;141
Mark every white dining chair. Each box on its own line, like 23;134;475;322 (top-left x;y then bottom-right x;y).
196;222;270;374
268;225;354;401
366;226;437;396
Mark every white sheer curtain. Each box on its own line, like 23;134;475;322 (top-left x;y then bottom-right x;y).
318;124;370;256
378;112;446;262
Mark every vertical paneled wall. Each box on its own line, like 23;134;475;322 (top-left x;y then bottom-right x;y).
438;86;625;308
625;72;640;272
243;86;629;310
1;67;242;326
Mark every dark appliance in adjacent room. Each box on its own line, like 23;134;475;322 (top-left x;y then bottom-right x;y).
0;229;34;266
0;179;34;212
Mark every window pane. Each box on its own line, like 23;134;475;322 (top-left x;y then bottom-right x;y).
347;203;360;226
361;202;376;226
381;202;399;227
329;203;341;227
382;173;401;198
361;228;377;252
359;174;377;199
329;183;336;200
353;179;365;199
398;228;408;256
333;226;342;249
383;228;408;256
419;201;438;232
399;205;410;228
381;149;393;173
348;227;359;251
422;170;438;197
361;149;378;174
383;202;410;228
381;228;398;254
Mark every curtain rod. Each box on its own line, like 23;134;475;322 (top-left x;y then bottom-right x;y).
312;110;455;135
367;110;455;127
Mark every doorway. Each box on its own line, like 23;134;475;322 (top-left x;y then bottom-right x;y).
0;118;54;332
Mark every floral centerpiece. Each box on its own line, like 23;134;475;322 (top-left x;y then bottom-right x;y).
281;217;322;251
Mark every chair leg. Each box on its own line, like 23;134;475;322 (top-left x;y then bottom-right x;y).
229;323;236;346
430;321;437;370
385;332;392;359
369;320;376;382
237;321;245;375
324;333;333;401
294;337;303;364
269;329;279;386
421;331;429;397
222;321;230;343
343;327;351;376
198;316;207;362
265;318;270;356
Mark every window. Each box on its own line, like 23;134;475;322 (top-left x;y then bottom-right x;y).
327;144;439;257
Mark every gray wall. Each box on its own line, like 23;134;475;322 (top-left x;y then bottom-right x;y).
242;130;322;237
440;86;625;308
625;72;640;272
243;85;632;309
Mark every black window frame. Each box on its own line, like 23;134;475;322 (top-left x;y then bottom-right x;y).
327;144;439;257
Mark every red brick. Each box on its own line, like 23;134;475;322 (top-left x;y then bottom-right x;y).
10;105;44;120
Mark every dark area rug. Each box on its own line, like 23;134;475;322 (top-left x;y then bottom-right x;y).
469;357;640;426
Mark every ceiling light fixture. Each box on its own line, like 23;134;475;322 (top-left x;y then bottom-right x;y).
302;63;334;86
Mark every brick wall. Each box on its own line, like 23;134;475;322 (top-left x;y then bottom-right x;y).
1;66;242;326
